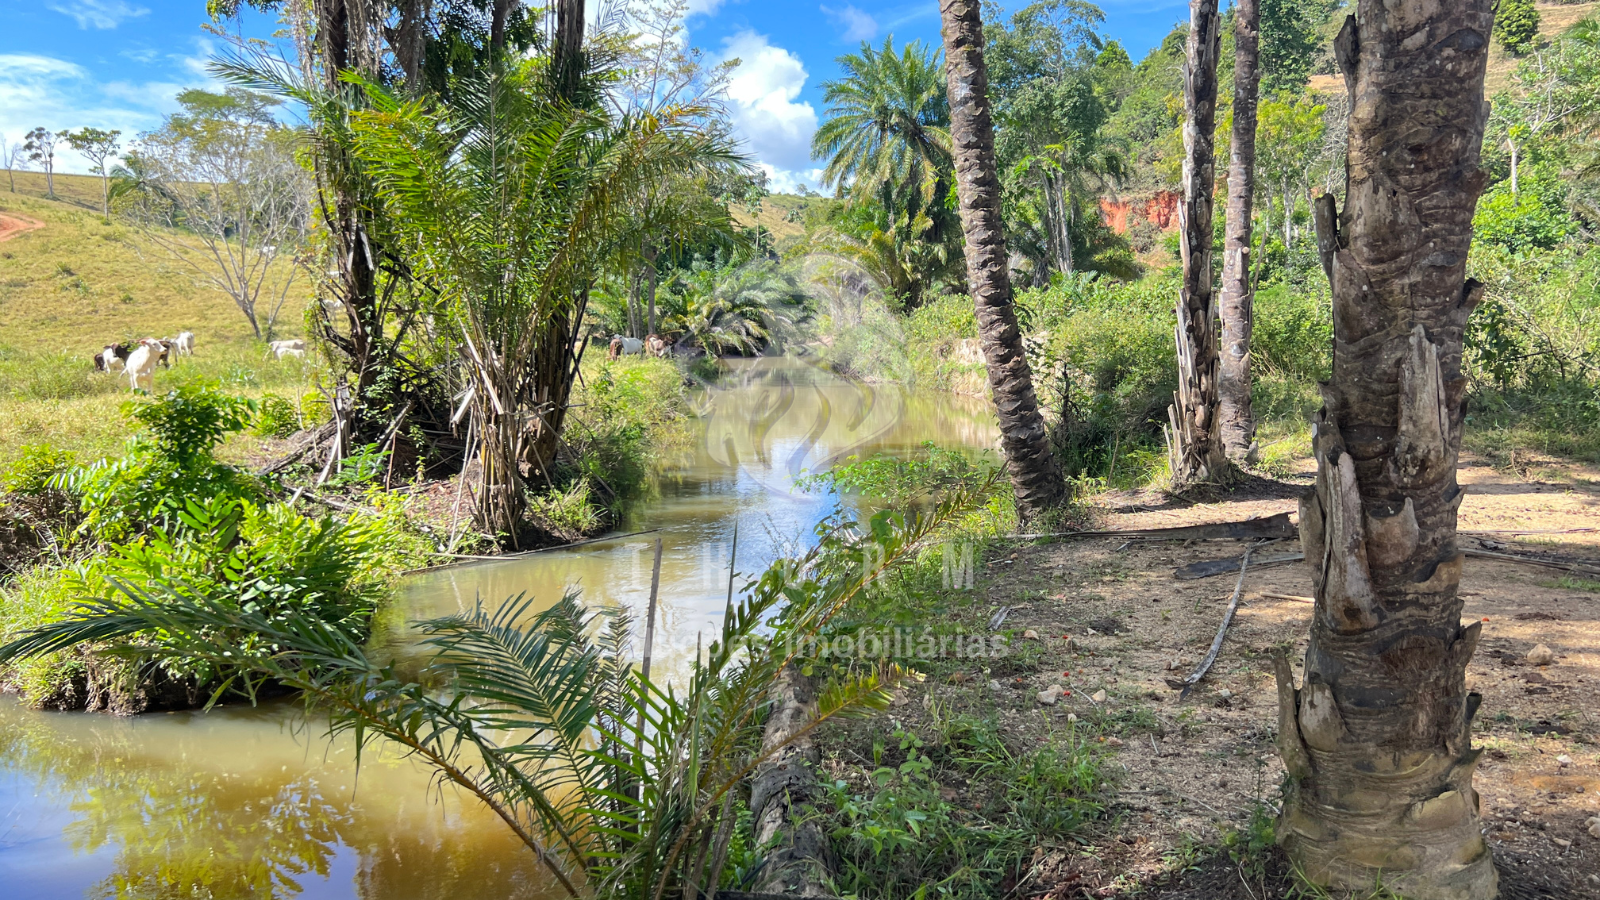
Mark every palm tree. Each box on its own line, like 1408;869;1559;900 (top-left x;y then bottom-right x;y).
1012;131;1128;276
1275;3;1498;898
663;261;801;355
813;37;952;204
345;63;740;545
824;183;965;308
814;37;962;309
938;0;1067;520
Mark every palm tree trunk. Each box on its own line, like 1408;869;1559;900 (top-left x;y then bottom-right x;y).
939;0;1067;521
1168;0;1228;487
1218;0;1259;463
1275;5;1497;898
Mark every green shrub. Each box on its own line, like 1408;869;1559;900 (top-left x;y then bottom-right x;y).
2;444;77;495
824;724;1105;900
253;393;300;438
73;496;390;680
527;479;603;540
1494;0;1540;54
566;357;687;504
1251;283;1332;381
1472;177;1577;253
64;382;262;541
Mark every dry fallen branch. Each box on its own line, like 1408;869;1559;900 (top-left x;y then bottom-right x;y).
1173;551;1304;580
1012;512;1296;543
1168;546;1254;699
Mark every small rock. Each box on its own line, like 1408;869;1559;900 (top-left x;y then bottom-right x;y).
1557;754;1572;767
1091;689;1109;703
1587;817;1600;839
1066;713;1079;723
988;679;1004;691
1554;837;1572;849
1106;737;1125;748
1022;629;1039;640
1037;685;1063;706
1526;644;1556;666
1217;689;1233;700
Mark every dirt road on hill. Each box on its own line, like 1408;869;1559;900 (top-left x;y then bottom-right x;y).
0;213;44;243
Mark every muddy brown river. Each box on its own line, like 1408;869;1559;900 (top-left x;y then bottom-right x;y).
0;359;998;899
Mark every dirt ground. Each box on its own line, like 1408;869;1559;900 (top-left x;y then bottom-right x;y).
828;456;1600;898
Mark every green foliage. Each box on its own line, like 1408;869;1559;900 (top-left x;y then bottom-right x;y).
1464;243;1600;462
1258;0;1328;97
564;357;688;507
253;393;299;438
70;495;392;685
1472;177;1578;253
2;444;76;495
798;442;993;507
62;383;262;542
526;479;603;541
825;721;1106;900
1495;0;1541;55
0;485;994;899
660;261;805;354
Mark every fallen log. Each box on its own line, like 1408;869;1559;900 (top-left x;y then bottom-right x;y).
1173;552;1304;580
748;664;832;897
1013;511;1296;543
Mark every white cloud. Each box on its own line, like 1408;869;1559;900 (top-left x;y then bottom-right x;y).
686;0;726;17
822;4;878;43
48;0;151;30
760;164;828;195
719;31;818;186
0;52;212;174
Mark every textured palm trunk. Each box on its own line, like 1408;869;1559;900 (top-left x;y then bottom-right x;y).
1168;0;1228;487
939;0;1067;521
1218;0;1260;463
1274;4;1497;898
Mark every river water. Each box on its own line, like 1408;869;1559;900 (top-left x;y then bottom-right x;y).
0;359;998;899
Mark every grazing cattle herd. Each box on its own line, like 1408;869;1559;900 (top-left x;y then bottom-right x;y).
607;333;671;361
90;329;309;392
93;329;684;393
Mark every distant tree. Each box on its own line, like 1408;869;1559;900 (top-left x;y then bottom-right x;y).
1495;0;1540;55
23;127;57;197
1258;0;1320;97
119;89;309;338
0;134;22;192
62;128;122;218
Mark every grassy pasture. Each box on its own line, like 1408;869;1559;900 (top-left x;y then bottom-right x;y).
0;177;314;467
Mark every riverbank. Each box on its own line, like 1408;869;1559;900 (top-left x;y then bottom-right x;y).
808;455;1600;898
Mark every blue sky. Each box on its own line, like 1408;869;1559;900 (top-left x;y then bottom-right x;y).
1;0;1190;188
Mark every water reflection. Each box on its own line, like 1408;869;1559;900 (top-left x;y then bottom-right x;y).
0;698;557;899
0;359;998;898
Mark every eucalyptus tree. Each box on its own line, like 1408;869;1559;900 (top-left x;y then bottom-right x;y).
939;0;1067;520
62;128;122;218
1277;3;1498;896
346;62;741;543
